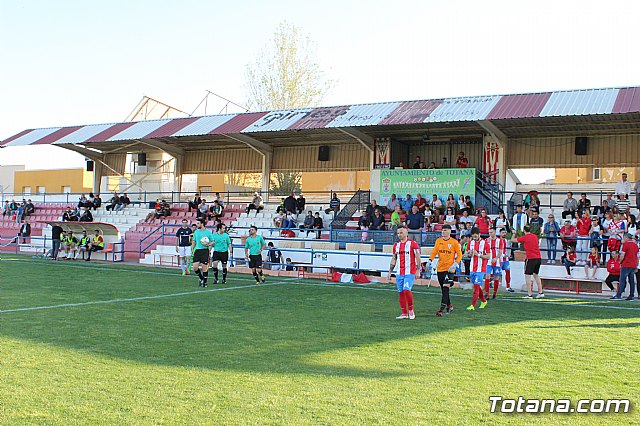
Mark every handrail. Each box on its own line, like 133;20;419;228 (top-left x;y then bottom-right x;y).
138;223;165;257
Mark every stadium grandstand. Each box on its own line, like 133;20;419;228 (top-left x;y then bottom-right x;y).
2;85;640;293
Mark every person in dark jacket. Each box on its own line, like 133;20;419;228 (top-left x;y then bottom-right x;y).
370;209;386;231
79;207;94;222
296;194;306;214
313;212;324;239
188;193;201;212
18;218;31;243
50;224;63;260
284;193;297;214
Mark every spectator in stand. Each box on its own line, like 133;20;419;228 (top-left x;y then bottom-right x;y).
594;198;611;218
428;162;437;169
210;200;223;220
584;247;599;280
562;246;577;277
276;198;286;214
325;193;340;217
543;214;561;263
214;192;224;208
413;194;427;213
455;151;469;168
423;205;434;230
611;233;638;300
474;209;491;236
430;194;443;216
266;242;283;270
79;207;93;222
197;199;210;221
615;172;633;197
617;193;630;214
273;210;285;229
386;194;400;214
444;207;457;233
15;202;24;223
405;206;424;240
576;193;591;217
284;258;295;271
78;194;88;208
161;200;171;217
62;207;74;222
607;213;626;253
358;209;370;241
626;214;637;236
366;200;381;218
24;199;35;217
512;205;527;233
144;199;162;223
419;161;426;169
71;207;81;221
283;210;297;229
634;181;640;210
246;192;264;214
560;220;577;250
390;205;403;232
589;216;604;262
50;223;63;260
445;194;457;212
463;195;474;215
494;210;510;233
528;209;544;236
460;222;472;239
605;192;617;212
575;210;592;265
188;193;202;213
602;211;614;256
296;193;306;215
457;195;466;212
524;192;540;216
300;211;314;235
8;200;18;216
562;192;578;219
397;161;405;169
284;192;297;215
459;209;475;228
412;155;421;169
92;194;101;210
105;193;120;211
18;218;31;244
604;250;621;291
120;193;131;209
2;200;9;217
312;212;323;239
400;194;413;213
370;209;386;232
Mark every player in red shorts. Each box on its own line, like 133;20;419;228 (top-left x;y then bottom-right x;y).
465;227;490;311
389;226;421;320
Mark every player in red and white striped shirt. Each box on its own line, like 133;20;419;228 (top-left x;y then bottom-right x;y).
465;227;490;311
390;227;421;320
484;227;506;299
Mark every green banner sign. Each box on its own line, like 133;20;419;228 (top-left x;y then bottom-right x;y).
379;168;476;206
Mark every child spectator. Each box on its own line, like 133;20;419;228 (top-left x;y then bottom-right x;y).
562;246;577;278
604;250;621;291
285;258;295;271
585;246;599;279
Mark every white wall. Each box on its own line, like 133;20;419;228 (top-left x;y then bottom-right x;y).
0;164;25;195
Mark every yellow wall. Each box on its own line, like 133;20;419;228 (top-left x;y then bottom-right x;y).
14;169;93;194
555;167;638;184
301;171;370;192
196;174;226;192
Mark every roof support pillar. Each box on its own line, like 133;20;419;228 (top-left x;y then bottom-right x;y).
476;120;508;187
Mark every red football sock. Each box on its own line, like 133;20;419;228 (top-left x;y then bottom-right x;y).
398;292;407;315
471;285;480;306
505;270;511;288
484;278;491;297
404;290;414;311
493;279;500;297
479;286;487;302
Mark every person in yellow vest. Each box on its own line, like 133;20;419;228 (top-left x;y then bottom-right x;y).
86;229;105;262
63;231;79;260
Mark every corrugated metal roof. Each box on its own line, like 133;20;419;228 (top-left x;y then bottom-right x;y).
242;109;313;132
539;88;619;117
4;85;640;147
612;87;640;114
173;115;237;137
325;102;401;128
486;93;552;119
379;100;442;125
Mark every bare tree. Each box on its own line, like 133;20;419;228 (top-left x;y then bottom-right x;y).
244;22;334;111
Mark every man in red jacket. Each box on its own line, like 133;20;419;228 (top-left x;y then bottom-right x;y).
611;233;638;300
604;250;621;291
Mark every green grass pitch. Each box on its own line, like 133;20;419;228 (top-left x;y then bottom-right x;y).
0;255;639;425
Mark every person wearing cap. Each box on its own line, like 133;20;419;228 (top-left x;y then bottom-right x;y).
615;173;633;197
246;192;264;214
610;233;638;300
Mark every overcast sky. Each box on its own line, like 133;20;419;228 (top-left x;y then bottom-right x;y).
1;0;638;181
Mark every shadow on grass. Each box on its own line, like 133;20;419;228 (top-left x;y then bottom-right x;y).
1;257;639;378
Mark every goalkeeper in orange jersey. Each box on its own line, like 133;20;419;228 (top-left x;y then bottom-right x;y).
429;224;463;316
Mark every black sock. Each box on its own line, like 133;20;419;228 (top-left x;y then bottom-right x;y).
196;269;203;280
442;286;450;305
222;267;227;280
214;269;219;280
203;271;208;283
253;272;259;281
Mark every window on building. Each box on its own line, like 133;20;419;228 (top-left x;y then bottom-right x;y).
23;186;32;195
37;186;46;194
593;168;601;181
62;186;71;193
